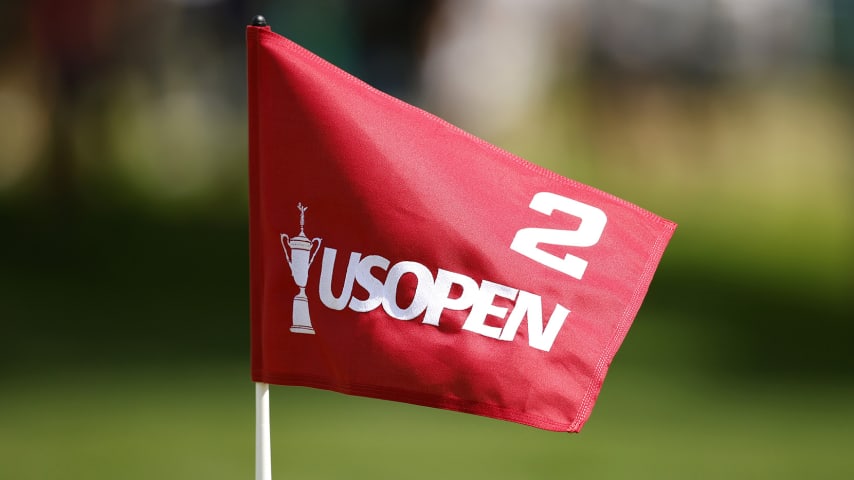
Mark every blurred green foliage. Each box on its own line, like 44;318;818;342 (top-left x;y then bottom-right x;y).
2;364;853;479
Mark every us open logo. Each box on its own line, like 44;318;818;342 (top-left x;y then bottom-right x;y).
280;203;322;334
280;194;607;352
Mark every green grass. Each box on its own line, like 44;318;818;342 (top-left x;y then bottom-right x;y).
2;362;852;479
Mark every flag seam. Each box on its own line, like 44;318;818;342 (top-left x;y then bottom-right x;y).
569;221;677;431
248;26;268;379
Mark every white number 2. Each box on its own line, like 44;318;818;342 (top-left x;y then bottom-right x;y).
510;192;607;280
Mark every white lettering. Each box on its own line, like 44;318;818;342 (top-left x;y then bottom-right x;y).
510;192;607;280
423;269;479;326
319;248;361;310
315;247;571;351
500;291;570;351
348;255;390;312
462;280;518;339
381;261;435;320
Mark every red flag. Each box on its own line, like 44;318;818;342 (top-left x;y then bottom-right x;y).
248;25;676;432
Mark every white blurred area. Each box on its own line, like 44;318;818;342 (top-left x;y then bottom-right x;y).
420;0;827;137
420;0;583;137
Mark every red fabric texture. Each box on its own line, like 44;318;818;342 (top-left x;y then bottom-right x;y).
248;25;676;432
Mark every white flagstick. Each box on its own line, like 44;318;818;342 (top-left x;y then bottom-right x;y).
256;382;272;480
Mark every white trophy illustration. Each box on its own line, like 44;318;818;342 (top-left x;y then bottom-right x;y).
280;203;322;334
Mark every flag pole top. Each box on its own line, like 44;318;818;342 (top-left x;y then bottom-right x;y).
251;15;268;27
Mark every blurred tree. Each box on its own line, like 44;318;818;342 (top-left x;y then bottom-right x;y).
27;0;123;216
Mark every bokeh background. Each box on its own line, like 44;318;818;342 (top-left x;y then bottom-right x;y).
1;0;852;478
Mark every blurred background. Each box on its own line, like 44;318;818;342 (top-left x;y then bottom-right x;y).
1;0;852;478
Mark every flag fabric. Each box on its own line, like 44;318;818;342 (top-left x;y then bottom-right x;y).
247;25;676;432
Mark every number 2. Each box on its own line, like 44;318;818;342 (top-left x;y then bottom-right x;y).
510;192;607;280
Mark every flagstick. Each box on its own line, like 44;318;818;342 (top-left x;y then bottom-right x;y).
255;382;271;480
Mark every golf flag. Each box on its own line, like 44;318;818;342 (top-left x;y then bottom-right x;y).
248;24;676;432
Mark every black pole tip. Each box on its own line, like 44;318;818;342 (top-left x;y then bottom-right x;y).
251;15;268;27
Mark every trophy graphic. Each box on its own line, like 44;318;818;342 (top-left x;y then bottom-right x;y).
280;203;322;334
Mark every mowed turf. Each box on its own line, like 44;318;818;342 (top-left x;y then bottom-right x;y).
1;362;852;480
